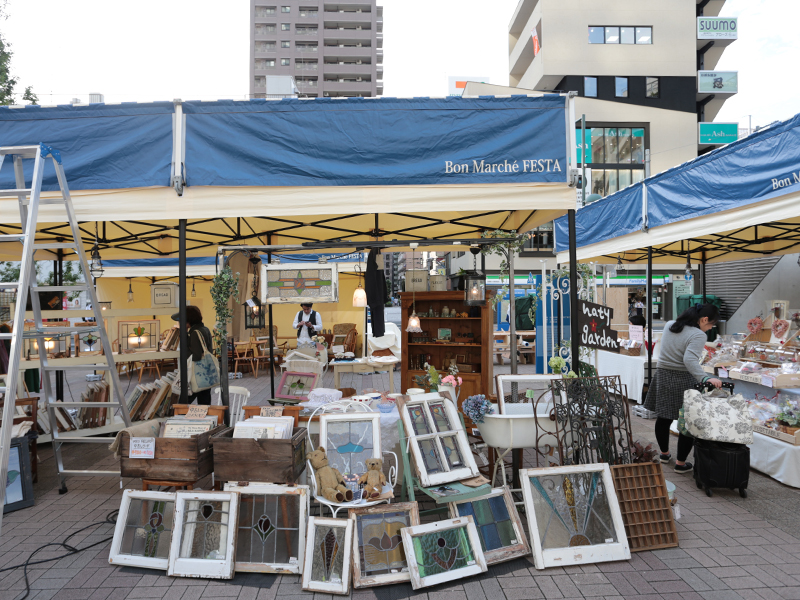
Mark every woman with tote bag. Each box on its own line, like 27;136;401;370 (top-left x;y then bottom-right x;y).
172;306;218;406
643;304;722;474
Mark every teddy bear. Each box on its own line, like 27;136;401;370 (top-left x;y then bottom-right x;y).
358;458;386;499
308;446;353;503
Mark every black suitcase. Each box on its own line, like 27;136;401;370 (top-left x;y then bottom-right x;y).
693;438;749;498
690;381;749;498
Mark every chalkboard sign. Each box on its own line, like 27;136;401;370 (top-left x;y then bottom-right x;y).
578;300;619;353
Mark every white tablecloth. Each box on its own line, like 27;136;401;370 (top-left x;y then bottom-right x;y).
590;351;657;403
750;432;800;488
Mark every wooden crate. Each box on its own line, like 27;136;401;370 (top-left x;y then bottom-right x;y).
611;462;678;552
119;425;224;481
210;426;308;484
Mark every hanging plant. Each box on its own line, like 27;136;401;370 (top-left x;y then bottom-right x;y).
210;265;240;355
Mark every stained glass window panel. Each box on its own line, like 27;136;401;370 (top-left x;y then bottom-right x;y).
528;471;617;551
409;405;431;435
180;500;230;560
418;439;443;474
456;496;516;553
356;510;411;576
311;525;346;583
411;527;476;578
429;402;452;432
120;498;174;559
236;493;300;565
326;420;374;477
440;435;464;470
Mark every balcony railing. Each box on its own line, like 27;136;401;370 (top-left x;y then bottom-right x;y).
296;63;319;70
296;28;319;35
297;80;319;88
255;43;277;52
297;46;319;53
255;26;277;35
255;9;277;17
299;10;318;17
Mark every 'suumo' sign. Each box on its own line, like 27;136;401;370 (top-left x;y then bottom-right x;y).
578;300;619;353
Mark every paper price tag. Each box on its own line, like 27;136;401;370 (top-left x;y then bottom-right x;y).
130;437;155;459
260;407;284;417
186;405;209;418
718;367;728;379
761;375;774;388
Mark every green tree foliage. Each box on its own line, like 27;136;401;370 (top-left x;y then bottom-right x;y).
0;2;38;105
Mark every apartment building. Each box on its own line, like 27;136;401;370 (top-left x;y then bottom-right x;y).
508;0;737;197
250;0;384;98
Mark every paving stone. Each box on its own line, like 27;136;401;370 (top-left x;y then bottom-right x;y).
700;592;746;600
500;588;544;600
551;575;581;597
460;581;487;600
127;588;168;599
532;576;563;599
775;589;800;600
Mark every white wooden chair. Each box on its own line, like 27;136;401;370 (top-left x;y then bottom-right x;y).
306;400;397;517
212;386;251;425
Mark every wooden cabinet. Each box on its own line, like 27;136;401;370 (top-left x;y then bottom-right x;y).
400;291;493;409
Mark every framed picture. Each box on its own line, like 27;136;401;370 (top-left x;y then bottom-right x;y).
108;490;176;569
448;487;529;565
400;516;487;590
332;334;347;347
224;483;309;574
399;393;479;487
3;437;34;514
494;374;560;414
319;413;382;481
118;320;161;353
437;328;452;341
350;502;420;588
276;371;319;400
520;464;630;570
264;262;339;304
302;516;354;595
167;491;239;579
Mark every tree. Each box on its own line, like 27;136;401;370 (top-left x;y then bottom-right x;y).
0;2;38;105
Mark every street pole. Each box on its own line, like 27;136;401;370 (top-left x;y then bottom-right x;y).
647;246;653;388
568;210;581;374
581;114;586;207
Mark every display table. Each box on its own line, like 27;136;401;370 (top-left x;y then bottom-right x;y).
591;351;657;403
750;432;800;489
330;358;395;391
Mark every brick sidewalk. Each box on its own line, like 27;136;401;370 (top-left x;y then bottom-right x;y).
3;409;800;600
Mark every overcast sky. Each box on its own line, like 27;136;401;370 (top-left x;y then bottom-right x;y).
3;0;797;130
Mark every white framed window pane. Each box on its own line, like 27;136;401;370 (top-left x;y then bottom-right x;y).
281;58;290;66
605;27;620;43
618;128;631;163
632;129;645;163
281;41;290;48
619;170;632;190
604;128;618;163
646;77;660;98
588;27;605;44
620;27;635;44
282;5;290;12
584;77;597;97
636;27;652;44
615;77;628;98
180;499;231;559
632;170;645;184
591;127;604;163
606;170;618;195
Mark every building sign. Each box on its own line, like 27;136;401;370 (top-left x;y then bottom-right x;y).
698;71;738;94
699;122;739;145
697;17;737;40
578;300;619;353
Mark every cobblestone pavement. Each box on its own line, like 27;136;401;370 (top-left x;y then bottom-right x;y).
4;367;800;600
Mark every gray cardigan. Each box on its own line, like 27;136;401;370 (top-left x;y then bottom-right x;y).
657;320;708;383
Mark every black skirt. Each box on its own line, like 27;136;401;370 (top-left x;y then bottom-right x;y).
643;368;698;420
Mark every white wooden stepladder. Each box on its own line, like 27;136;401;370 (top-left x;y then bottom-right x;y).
0;144;130;537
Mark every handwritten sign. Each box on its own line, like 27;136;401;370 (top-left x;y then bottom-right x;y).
718;367;728;379
578;300;619;352
129;437;155;459
260;406;284;417
185;405;210;418
629;325;644;342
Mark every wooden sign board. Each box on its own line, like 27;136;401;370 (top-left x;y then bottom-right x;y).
578;300;619;353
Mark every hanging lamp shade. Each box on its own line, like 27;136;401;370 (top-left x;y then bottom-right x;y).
244;296;265;329
89;245;104;278
191;281;197;297
406;312;422;333
353;285;367;308
127;280;134;303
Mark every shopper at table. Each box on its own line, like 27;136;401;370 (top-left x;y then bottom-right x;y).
293;302;322;348
643;303;722;473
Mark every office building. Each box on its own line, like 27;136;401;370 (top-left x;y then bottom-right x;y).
507;0;737;195
250;0;384;99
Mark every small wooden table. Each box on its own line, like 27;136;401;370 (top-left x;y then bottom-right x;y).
494;330;536;365
330;359;395;390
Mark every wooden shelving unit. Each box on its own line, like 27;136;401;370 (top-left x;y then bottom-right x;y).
400;291;492;406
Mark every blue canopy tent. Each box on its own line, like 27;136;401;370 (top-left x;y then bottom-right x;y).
552;112;800;385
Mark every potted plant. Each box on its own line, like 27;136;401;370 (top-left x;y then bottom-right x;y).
777;406;800;434
413;364;441;392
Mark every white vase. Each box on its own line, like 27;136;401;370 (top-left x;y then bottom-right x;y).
439;384;458;402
